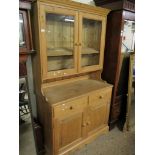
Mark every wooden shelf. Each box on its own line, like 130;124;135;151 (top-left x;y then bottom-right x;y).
82;47;99;55
47;47;99;57
47;48;73;56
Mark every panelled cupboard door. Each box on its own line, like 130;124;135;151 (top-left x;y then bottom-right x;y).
78;12;106;73
39;4;78;80
87;103;110;135
53;112;86;154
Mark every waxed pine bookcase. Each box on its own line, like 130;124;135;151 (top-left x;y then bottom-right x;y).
31;0;113;154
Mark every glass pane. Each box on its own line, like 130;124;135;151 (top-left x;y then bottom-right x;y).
121;20;135;53
46;13;75;71
81;18;102;67
19;14;26;47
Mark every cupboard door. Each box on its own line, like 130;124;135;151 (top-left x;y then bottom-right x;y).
78;12;106;72
40;5;78;80
53;112;86;154
87;102;110;135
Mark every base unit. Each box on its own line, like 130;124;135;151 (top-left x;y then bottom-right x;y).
41;78;112;155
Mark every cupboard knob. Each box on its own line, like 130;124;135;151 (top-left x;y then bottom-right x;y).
74;43;78;46
87;122;91;125
99;96;103;99
79;43;82;46
70;106;73;110
82;123;86;127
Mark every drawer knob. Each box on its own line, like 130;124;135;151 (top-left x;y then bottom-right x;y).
70;106;73;110
99;95;103;99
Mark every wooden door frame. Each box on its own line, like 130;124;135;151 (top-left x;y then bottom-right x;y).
39;4;79;81
78;12;106;73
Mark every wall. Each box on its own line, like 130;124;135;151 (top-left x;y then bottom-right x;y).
72;0;95;6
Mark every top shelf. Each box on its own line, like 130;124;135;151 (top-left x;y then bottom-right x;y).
47;47;99;57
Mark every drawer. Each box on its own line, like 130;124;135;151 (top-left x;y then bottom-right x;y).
54;97;87;118
89;88;112;107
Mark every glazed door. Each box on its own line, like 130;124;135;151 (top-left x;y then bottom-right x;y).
54;112;86;154
87;103;110;135
40;5;78;80
78;12;106;73
19;10;30;53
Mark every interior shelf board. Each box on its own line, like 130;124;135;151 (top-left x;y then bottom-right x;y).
47;47;99;57
47;47;73;56
81;47;99;55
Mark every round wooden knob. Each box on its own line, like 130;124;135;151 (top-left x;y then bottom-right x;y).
82;123;86;127
70;106;73;110
99;96;103;99
87;122;91;125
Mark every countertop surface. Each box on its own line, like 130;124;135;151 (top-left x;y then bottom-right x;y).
43;79;113;105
